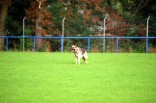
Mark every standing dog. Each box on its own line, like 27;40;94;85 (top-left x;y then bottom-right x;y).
71;45;88;64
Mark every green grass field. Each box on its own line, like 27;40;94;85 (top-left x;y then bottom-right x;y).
0;52;156;103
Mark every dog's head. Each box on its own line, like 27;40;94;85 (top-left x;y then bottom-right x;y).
70;45;77;52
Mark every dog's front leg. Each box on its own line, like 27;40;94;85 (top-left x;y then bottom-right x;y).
78;57;81;64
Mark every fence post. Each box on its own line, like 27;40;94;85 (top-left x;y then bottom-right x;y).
23;17;26;51
116;37;119;53
33;36;36;52
88;37;90;53
6;36;8;51
103;17;106;52
146;37;148;53
146;16;150;53
61;17;65;52
60;36;63;52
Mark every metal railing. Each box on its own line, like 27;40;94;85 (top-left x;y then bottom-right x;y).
0;36;156;53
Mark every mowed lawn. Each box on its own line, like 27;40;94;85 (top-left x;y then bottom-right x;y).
0;52;156;103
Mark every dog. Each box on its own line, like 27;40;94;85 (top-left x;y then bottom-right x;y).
71;45;88;64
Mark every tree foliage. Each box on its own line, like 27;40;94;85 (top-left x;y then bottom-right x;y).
0;0;156;51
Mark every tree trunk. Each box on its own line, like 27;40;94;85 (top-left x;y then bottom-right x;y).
0;0;9;50
35;0;46;51
35;8;43;51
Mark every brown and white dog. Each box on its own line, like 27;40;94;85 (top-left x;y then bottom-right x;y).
71;45;88;64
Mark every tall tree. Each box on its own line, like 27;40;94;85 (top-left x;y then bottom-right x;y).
26;0;52;51
0;0;11;50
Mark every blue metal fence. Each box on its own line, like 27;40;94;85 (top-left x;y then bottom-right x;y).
0;36;156;53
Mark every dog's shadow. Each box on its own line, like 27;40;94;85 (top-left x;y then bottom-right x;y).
58;60;88;65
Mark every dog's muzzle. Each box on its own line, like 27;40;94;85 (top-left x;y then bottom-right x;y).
70;48;75;52
70;48;75;51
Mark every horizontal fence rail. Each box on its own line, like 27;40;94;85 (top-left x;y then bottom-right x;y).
0;36;156;53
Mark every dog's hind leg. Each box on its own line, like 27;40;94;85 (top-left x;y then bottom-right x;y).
85;59;88;64
82;56;88;64
83;54;88;64
82;57;86;64
75;58;78;64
